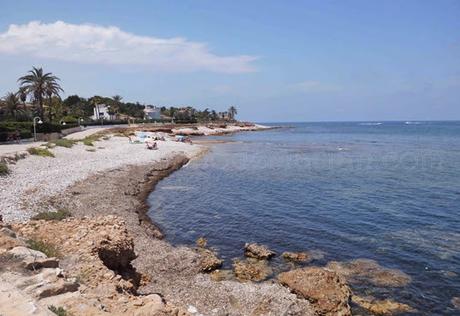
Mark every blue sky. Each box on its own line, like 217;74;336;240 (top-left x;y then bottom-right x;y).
0;0;459;122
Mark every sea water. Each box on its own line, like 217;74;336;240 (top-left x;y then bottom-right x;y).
147;121;460;314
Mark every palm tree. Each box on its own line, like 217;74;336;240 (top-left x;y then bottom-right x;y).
111;95;123;120
228;106;238;121
17;87;28;111
3;92;22;120
18;67;63;120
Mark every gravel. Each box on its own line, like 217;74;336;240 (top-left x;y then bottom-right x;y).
0;136;203;222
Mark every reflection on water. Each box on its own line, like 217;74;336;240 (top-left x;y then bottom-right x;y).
148;121;460;315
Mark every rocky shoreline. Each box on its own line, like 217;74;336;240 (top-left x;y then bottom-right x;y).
0;125;428;315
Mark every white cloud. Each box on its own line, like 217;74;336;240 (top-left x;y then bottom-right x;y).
292;80;342;93
0;21;257;73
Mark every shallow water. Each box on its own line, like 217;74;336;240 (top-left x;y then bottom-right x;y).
148;121;460;315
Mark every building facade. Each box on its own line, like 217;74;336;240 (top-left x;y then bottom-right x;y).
91;104;110;120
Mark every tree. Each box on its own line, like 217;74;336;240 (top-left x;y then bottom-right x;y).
110;95;123;119
18;67;63;120
228;106;237;121
3;92;22;120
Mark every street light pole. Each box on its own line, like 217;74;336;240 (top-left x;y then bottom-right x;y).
33;117;43;142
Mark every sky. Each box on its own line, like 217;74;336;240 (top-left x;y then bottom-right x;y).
0;0;459;122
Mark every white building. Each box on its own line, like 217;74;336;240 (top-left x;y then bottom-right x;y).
144;105;161;120
92;104;110;120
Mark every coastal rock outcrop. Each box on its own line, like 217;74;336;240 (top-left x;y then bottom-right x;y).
282;251;312;263
352;295;416;315
198;248;223;273
452;297;460;310
326;259;411;287
244;242;276;260
233;258;273;282
278;267;352;316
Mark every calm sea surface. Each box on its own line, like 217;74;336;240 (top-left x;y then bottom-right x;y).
147;121;460;315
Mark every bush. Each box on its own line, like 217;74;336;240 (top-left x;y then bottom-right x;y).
27;147;55;157
32;209;71;221
47;139;76;148
0;162;10;176
48;305;71;316
26;239;61;258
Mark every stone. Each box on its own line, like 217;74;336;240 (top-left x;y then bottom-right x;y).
233;259;272;282
278;267;351;316
133;294;165;316
37;278;79;298
24;257;59;270
326;259;411;287
0;234;22;250
198;249;223;273
452;297;460;310
0;227;16;238
8;246;47;260
244;243;276;260
352;295;416;315
282;251;311;263
196;237;207;248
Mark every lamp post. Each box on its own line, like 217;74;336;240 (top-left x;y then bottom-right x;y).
33;117;43;142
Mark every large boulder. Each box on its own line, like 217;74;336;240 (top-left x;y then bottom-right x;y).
278;267;351;316
244;243;276;260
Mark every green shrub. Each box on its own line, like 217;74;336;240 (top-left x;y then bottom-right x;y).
47;139;76;148
27;147;55;157
48;305;71;316
0;162;10;176
26;239;61;258
32;209;71;221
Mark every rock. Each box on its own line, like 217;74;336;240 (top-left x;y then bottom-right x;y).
196;237;207;248
452;297;460;310
199;249;223;272
37;278;79;298
278;267;351;316
0;227;16;238
282;251;311;263
8;246;47;260
233;259;273;282
352;295;416;315
210;269;234;282
132;294;165;316
24;257;59;270
244;243;276;260
326;259;411;287
0;234;23;250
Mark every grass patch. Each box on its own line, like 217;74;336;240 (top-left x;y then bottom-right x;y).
48;305;72;316
0;162;10;176
27;147;55;158
32;209;71;221
80;133;106;147
26;239;61;258
82;138;94;146
47;139;76;148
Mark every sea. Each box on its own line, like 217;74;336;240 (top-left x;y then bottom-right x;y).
147;121;460;315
